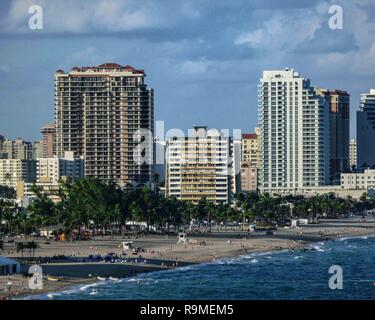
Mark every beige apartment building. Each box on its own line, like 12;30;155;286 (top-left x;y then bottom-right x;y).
32;140;43;160
0;159;36;189
36;151;84;183
349;139;357;169
0;138;33;160
341;169;375;191
166;126;235;204
17;151;84;202
41;123;56;158
54;63;154;187
240;130;260;192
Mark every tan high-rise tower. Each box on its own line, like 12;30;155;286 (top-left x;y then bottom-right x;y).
54;63;154;187
241;130;260;192
41;123;56;158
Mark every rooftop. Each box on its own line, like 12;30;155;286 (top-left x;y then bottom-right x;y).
56;63;145;75
242;133;258;139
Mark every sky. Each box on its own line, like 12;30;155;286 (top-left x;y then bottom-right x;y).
1;0;375;141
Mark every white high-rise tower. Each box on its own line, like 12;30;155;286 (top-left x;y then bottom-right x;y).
258;69;330;195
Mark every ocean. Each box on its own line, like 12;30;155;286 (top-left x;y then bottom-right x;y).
24;236;375;300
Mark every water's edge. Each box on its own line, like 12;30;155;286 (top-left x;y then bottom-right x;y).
18;233;375;300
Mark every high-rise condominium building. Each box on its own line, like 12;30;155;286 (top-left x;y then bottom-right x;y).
357;89;375;168
316;89;350;184
0;139;12;159
0;135;5;158
17;152;84;203
0;138;33;160
240;131;260;192
241;131;259;165
349;139;357;169
32;141;43;160
258;69;330;195
54;63;154;187
41;123;56;158
166;126;235;204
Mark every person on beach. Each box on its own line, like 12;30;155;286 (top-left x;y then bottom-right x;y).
5;281;12;293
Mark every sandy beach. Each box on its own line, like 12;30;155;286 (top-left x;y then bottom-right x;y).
1;217;375;299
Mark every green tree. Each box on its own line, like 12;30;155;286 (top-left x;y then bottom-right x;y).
16;242;26;258
25;241;39;260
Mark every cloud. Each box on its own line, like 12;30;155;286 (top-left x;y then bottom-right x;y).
180;60;209;75
0;64;9;72
64;47;113;67
234;9;323;51
0;0;172;34
1;0;375;141
310;0;375;77
0;0;208;36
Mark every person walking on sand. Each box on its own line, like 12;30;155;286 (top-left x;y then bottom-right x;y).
6;281;12;294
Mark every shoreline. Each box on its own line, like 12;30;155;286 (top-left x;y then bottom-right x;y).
2;217;375;300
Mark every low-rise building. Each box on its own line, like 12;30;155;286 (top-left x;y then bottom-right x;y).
36;151;84;183
340;169;375;191
17;180;61;203
300;186;366;200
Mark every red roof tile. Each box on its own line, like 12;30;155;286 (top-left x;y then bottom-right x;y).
97;63;124;68
242;133;258;139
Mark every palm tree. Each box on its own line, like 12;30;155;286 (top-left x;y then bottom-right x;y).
0;185;16;199
25;241;39;260
16;242;26;258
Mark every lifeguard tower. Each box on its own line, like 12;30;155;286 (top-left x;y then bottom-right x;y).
177;232;188;244
121;241;133;251
291;219;298;228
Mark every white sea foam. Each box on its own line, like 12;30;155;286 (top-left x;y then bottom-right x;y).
311;245;325;252
127;277;156;283
80;283;100;291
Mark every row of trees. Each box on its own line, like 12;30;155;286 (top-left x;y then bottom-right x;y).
1;178;375;238
0;185;16;199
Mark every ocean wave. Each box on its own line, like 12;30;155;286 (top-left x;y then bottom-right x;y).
213;249;289;265
80;282;102;291
338;234;375;242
